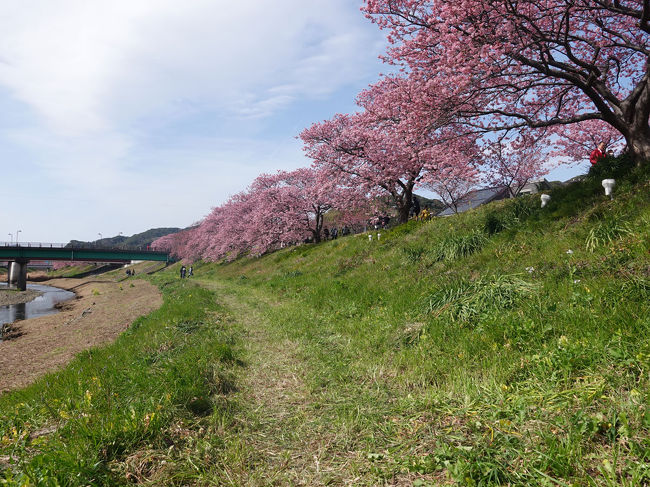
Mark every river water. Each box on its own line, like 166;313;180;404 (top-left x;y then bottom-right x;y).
0;283;75;333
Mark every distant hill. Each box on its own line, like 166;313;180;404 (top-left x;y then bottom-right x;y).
413;193;445;212
68;227;182;249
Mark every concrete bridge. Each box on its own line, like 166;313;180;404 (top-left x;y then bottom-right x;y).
1;243;170;291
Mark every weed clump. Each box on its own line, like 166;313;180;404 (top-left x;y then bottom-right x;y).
426;275;537;323
585;217;634;252
429;231;487;262
401;244;427;264
483;196;536;235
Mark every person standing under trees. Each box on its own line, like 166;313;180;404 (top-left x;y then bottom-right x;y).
590;142;607;166
180;265;186;279
412;196;420;217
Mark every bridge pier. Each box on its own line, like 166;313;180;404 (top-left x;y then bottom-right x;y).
8;259;28;291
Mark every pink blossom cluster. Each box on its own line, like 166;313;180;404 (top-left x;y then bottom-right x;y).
151;167;368;262
363;0;648;162
301;75;483;223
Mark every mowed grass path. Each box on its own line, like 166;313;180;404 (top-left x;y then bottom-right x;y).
196;279;394;486
192;277;492;486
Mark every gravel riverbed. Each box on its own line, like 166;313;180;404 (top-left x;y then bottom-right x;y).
0;289;44;306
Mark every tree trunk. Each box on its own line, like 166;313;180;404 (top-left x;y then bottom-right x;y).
625;127;650;166
396;187;413;224
620;75;650;166
313;210;322;243
398;204;410;223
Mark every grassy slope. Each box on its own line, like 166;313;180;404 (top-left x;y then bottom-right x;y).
0;279;241;486
0;161;648;486
191;163;650;485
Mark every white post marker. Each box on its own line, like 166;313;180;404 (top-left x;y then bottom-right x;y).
368;234;373;242
377;233;381;240
540;194;551;208
602;179;616;200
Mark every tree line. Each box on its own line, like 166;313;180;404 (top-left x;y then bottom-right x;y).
154;0;648;262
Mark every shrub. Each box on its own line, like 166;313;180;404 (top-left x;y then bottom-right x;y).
587;153;636;181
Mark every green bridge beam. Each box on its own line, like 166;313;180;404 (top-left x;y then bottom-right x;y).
0;246;170;263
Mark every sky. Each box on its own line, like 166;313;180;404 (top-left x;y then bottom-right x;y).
0;1;586;244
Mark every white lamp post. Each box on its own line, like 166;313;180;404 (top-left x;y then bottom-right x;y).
540;194;551;208
16;230;21;245
8;233;12;244
602;179;616;200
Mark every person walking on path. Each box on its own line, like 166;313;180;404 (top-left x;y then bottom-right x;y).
590;142;607;166
180;265;186;279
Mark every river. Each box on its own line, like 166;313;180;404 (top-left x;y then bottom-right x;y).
0;283;75;335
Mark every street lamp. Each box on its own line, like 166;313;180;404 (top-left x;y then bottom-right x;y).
8;233;12;244
16;230;21;245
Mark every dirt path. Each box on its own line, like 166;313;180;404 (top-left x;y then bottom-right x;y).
197;279;343;486
0;277;162;394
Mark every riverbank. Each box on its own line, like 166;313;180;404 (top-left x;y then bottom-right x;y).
0;277;163;393
0;288;43;306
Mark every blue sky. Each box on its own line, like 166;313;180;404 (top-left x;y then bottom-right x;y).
0;1;585;244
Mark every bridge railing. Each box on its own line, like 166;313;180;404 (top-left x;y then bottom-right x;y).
0;242;164;252
1;242;67;248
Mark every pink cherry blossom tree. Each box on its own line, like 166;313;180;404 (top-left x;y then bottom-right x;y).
301;75;480;223
154;167;369;262
426;162;480;214
483;134;548;197
364;0;650;165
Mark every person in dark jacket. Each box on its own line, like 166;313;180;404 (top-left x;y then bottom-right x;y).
412;196;421;217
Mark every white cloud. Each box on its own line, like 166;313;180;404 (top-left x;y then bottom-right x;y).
0;0;387;241
0;0;382;134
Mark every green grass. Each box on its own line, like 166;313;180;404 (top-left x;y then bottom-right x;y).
46;263;102;278
187;160;650;485
1;158;649;485
0;279;241;485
